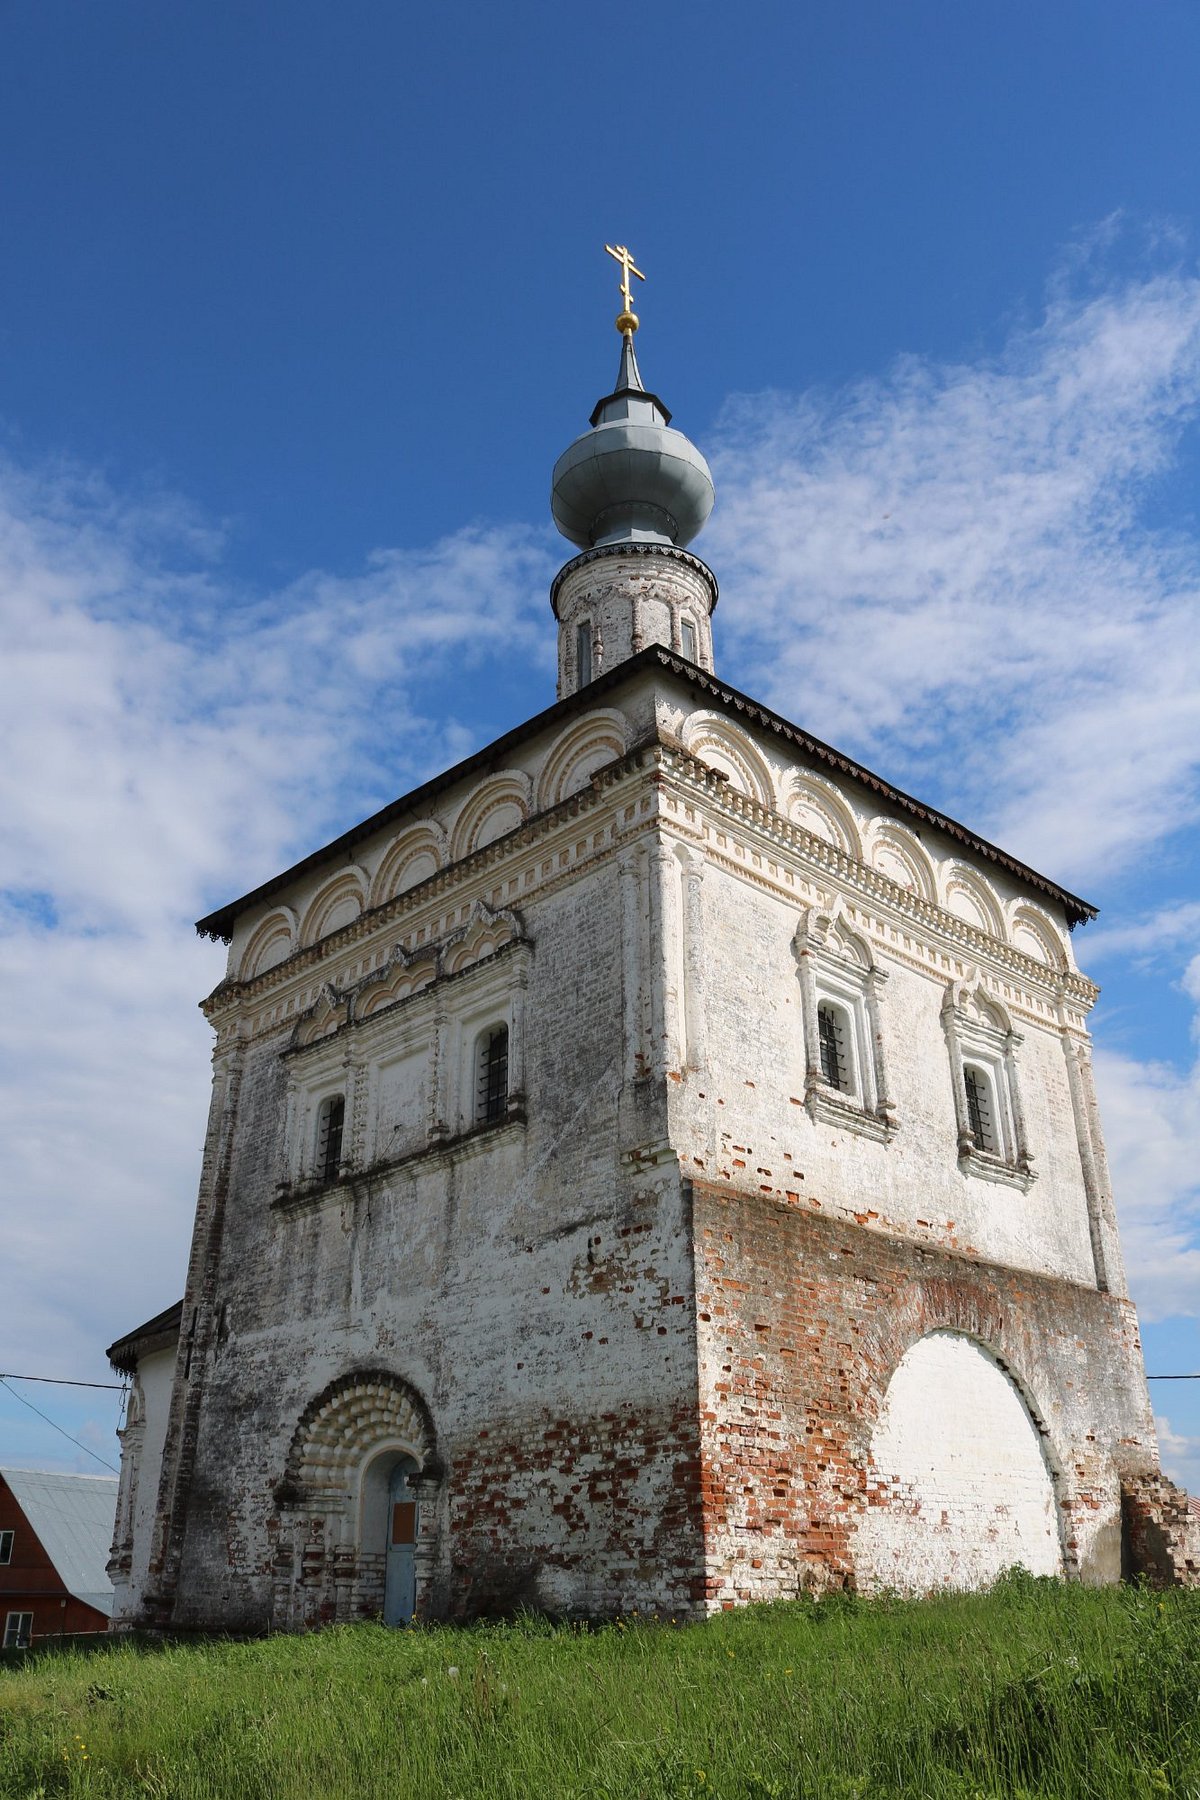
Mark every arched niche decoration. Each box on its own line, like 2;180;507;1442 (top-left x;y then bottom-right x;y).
292;984;351;1048
356;947;439;1021
679;711;774;809
240;907;299;981
793;897;874;970
299;867;369;950
942;863;1006;939
442;901;526;976
782;770;862;858
449;771;532;863
534;710;627;811
1010;904;1065;969
369;824;448;910
865;821;938;904
852;1330;1064;1593
944;970;1013;1037
281;1369;438;1503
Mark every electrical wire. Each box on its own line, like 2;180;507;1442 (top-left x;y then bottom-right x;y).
0;1376;120;1474
0;1372;124;1390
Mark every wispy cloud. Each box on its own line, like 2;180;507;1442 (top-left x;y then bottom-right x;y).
0;455;557;1384
4;237;1200;1459
712;257;1200;888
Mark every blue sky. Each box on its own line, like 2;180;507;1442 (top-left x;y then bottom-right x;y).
2;1;1199;1487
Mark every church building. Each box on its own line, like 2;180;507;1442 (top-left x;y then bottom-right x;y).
107;250;1197;1631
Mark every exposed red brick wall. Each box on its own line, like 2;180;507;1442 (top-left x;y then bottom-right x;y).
691;1181;1158;1604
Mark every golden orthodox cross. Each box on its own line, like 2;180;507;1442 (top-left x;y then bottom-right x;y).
605;242;645;333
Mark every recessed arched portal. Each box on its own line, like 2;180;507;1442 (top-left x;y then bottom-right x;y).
360;1451;421;1625
852;1330;1063;1594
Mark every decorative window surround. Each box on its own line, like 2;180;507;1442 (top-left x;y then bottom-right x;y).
275;905;531;1205
942;974;1035;1190
793;903;897;1143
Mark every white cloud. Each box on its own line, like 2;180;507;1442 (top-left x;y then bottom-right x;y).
1154;1413;1200;1495
712;264;1200;889
5;240;1200;1473
1094;1035;1200;1322
0;454;558;1394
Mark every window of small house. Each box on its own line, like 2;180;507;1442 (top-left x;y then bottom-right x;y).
316;1093;345;1183
3;1612;32;1649
0;1530;12;1564
476;1025;509;1125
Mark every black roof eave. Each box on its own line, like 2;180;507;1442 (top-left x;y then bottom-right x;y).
194;648;1097;942
106;1299;185;1374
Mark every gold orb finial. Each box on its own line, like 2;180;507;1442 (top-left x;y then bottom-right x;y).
605;242;645;336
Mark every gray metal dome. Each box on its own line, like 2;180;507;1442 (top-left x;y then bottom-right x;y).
551;336;715;551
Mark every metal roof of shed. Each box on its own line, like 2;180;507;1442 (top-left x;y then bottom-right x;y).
1;1467;118;1616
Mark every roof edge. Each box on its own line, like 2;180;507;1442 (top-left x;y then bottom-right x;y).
195;646;1096;942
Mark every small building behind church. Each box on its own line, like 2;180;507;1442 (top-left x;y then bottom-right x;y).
1;1468;117;1648
106;261;1198;1633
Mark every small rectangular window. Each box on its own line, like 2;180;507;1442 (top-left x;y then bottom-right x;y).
477;1025;509;1125
316;1094;345;1182
3;1611;32;1649
0;1531;12;1564
818;1002;849;1092
681;619;698;662
576;622;593;687
964;1065;998;1155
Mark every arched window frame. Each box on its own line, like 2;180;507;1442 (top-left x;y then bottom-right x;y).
794;905;896;1143
942;975;1035;1189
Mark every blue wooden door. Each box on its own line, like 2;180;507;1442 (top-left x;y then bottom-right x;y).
383;1460;418;1625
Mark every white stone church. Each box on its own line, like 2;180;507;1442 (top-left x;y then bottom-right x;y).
106;269;1197;1631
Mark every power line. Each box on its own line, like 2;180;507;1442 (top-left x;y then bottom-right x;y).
1146;1373;1200;1380
0;1372;124;1391
0;1377;120;1474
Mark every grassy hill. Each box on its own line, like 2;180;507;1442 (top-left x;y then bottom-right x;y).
1;1574;1197;1798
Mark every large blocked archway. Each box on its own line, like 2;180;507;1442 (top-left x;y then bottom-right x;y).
853;1331;1063;1593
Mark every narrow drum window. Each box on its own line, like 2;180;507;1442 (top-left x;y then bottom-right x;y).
964;1065;997;1154
576;622;593;687
316;1094;345;1182
477;1025;509;1125
817;1002;849;1091
681;618;698;662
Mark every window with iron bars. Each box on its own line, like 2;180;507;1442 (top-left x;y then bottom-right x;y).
477;1025;509;1125
963;1064;998;1155
316;1094;345;1183
817;1001;850;1092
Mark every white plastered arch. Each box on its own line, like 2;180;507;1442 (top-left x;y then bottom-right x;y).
534;710;627;811
680;711;774;808
449;771;532;862
299;867;369;950
781;770;863;857
853;1330;1064;1593
864;820;938;904
1009;903;1066;969
942;862;1006;939
369;824;448;909
240;907;299;981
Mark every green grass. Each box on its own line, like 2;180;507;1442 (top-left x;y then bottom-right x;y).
1;1575;1198;1799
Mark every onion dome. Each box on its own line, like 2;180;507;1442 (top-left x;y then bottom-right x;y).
551;332;715;551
